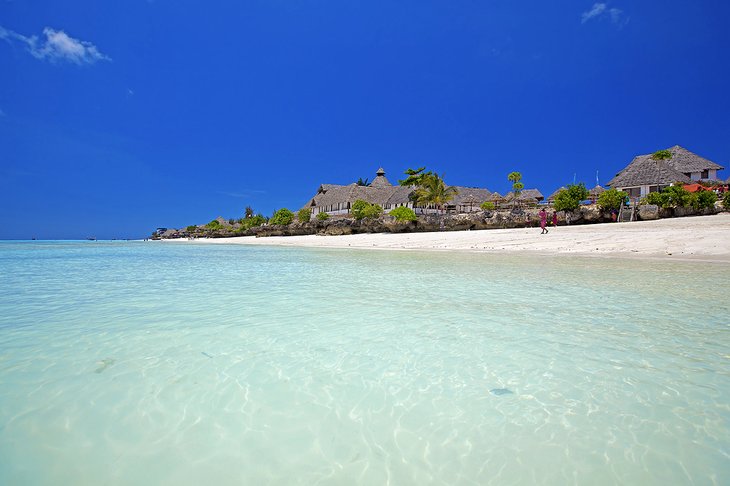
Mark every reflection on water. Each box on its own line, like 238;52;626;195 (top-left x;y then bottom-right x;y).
0;241;728;485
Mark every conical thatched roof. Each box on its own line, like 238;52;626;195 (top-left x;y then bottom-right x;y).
589;185;606;197
548;187;567;201
487;192;503;201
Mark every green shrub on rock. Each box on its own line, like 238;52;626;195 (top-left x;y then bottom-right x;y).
723;192;730;210
352;199;383;220
270;208;294;225
316;212;330;221
553;183;589;212
298;208;311;223
389;206;417;222
597;188;627;211
480;201;495;210
691;190;717;210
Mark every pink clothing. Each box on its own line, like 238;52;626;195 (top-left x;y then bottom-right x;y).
539;210;547;228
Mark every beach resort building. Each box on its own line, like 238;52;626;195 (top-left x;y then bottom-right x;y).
302;168;493;217
608;145;724;198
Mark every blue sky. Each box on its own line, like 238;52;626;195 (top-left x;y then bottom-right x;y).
2;1;729;239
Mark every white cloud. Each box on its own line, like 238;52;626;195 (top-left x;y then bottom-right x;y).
581;3;626;25
0;25;110;64
581;3;607;23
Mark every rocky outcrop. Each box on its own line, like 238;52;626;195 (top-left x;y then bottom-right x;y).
155;203;723;240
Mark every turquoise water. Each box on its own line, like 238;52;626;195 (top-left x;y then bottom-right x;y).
0;240;728;485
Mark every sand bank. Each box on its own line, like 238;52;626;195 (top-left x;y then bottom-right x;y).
164;213;730;262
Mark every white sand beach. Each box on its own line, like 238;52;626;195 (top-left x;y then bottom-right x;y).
167;213;730;262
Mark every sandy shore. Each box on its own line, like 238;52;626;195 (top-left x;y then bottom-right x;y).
164;213;730;263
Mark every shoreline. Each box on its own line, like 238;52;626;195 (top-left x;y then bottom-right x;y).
160;213;730;263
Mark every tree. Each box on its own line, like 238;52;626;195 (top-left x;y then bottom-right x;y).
270;208;294;225
389;206;417;222
412;173;458;213
507;172;523;198
244;206;254;218
297;208;311;223
651;149;672;161
399;167;434;186
316;212;330;221
351;199;383;220
553;183;589;212
597;188;628;211
723;192;730;210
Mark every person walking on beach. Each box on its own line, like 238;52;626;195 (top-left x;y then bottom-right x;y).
539;208;548;234
552;211;558;228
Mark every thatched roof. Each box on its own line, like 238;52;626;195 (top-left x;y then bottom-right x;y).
487;192;503;201
370;168;392;188
547;187;567;201
503;188;544;202
588;185;606;197
608;145;722;188
608;156;690;188
663;145;723;172
449;187;492;206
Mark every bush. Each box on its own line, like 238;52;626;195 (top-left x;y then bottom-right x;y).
316;212;330;221
297;208;311;223
389;206;417;222
597;188;628;211
240;214;267;230
553;183;589;212
186;225;197;232
480;201;495;210
270;208;294;225
724;192;730;210
642;191;668;207
206;219;221;229
691;190;717;210
664;185;692;208
352;199;383;220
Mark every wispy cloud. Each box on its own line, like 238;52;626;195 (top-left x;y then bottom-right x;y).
0;25;110;64
581;3;627;26
218;190;267;199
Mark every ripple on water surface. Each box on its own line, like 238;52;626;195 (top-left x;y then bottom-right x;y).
0;241;728;485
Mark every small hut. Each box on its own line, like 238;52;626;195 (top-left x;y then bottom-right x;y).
588;185;605;202
547;187;567;204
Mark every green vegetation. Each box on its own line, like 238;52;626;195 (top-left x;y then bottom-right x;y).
411;173;458;212
244;206;254;218
651;149;673;161
691;190;717;210
389;206;417;222
597;188;628;211
640;185;716;210
297;208;311;223
553;183;589;212
723;192;730;210
240;214;267;230
270;208;294;225
480;201;495;211
399;167;434;187
507;171;523;199
205;219;221;229
316;212;330;221
186;225;197;232
352;199;383;220
355;177;370;186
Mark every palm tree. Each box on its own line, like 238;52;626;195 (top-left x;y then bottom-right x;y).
412;173;458;214
507;171;524;207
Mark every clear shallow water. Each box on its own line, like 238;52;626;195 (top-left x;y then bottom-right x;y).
0;240;728;485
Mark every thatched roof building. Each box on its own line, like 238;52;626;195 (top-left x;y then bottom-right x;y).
303;168;492;216
547;187;567;203
608;145;724;198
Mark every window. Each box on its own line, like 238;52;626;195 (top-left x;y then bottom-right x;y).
701;170;709;179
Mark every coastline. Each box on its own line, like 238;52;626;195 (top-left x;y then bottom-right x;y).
160;213;730;263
